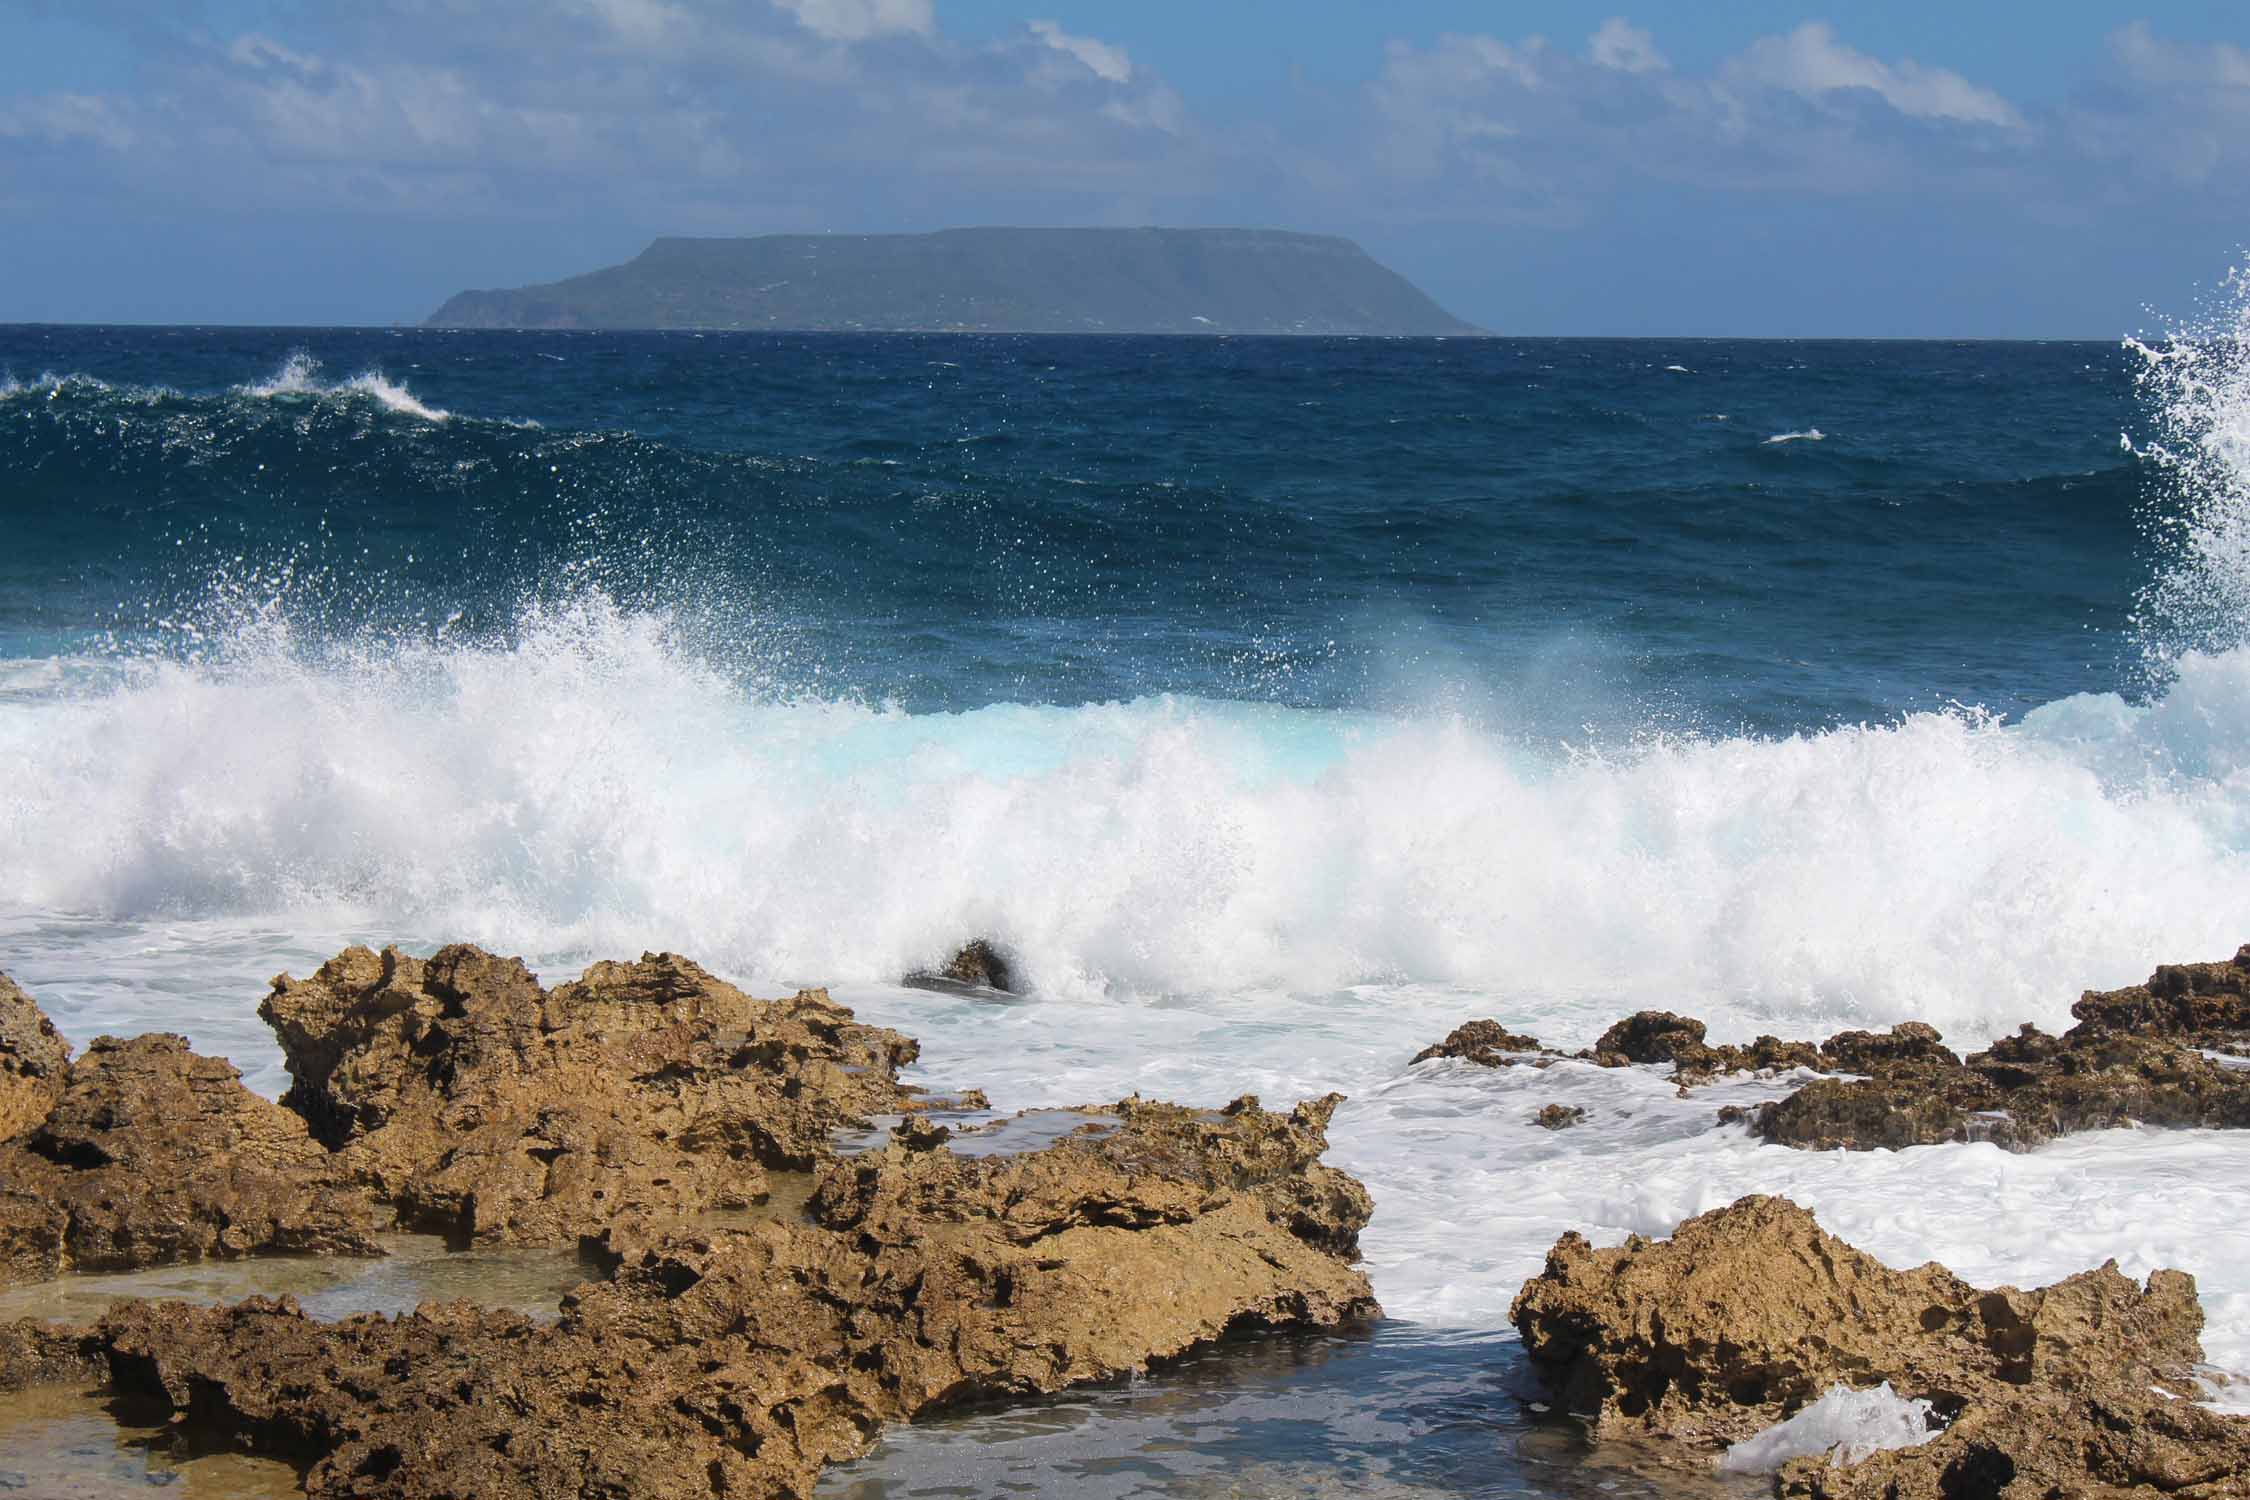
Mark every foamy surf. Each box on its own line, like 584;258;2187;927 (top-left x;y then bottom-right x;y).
236;351;451;421
1765;426;1825;443
1;589;2246;1044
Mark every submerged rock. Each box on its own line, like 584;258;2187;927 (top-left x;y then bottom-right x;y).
1533;1104;1585;1130
261;944;921;1245
1510;1195;2247;1497
9;1092;1377;1499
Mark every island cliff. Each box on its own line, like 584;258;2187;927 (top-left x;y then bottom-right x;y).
425;227;1479;335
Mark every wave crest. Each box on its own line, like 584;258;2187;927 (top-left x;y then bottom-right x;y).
2;588;2246;1046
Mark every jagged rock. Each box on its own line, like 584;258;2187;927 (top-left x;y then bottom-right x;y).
1776;1388;2250;1500
1416;948;2250;1152
1744;951;2250;1151
37;1093;1377;1500
1589;1011;1713;1067
905;938;1017;993
0;973;69;1143
1533;1104;1585;1130
1509;1195;2247;1497
1410;1019;1546;1067
259;944;921;1246
2068;943;2250;1049
1408;1012;1820;1081
0;1033;378;1285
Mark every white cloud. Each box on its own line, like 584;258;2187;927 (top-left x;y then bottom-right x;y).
1589;18;1666;76
2108;20;2250;93
579;0;693;47
1028;20;1133;85
0;92;137;151
228;34;326;74
1102;84;1185;134
1730;22;2021;127
769;0;933;44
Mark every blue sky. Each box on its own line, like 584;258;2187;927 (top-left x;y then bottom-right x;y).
3;2;2247;334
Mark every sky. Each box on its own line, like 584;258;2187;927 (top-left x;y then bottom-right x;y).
3;2;2248;335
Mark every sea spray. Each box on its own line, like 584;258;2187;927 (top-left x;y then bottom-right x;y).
2;585;2247;1042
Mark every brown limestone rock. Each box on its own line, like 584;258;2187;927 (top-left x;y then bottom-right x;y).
1410;1019;1547;1067
1509;1195;2245;1497
45;1091;1378;1500
259;944;922;1245
0;972;69;1144
1534;1104;1585;1130
2068;943;2250;1049
1589;1010;1714;1067
1776;1388;2250;1500
1;1034;377;1284
1745;950;2250;1151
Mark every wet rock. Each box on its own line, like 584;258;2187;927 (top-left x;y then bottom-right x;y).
44;1092;1377;1500
905;938;1017;993
1775;1388;2250;1500
260;944;921;1246
1589;1011;1713;1067
1509;1194;2246;1495
1533;1104;1585;1130
0;1034;377;1285
2068;943;2250;1049
0;974;68;1144
0;1318;98;1392
1410;1019;1546;1067
1743;950;2250;1151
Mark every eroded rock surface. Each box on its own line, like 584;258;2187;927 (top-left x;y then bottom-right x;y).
1410;1018;1546;1067
1418;947;2250;1152
904;938;1018;993
1511;1195;2250;1498
1748;948;2250;1150
260;944;921;1245
0;1033;376;1286
0;973;69;1144
9;1092;1376;1499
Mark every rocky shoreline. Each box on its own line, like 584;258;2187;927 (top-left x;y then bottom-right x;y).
2;942;2248;1496
0;945;1376;1497
1416;944;2250;1151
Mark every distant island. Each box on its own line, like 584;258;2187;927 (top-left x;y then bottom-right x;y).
425;227;1479;335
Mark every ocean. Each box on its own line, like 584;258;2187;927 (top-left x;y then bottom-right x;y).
4;319;2249;1492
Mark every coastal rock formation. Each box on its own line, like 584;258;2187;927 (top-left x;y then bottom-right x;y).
1417;947;2250;1152
0;974;69;1145
1746;948;2250;1150
1510;1195;2249;1496
906;938;1017;993
1409;1019;1546;1067
7;1092;1377;1499
0;1032;376;1286
1409;1010;1822;1080
260;944;920;1245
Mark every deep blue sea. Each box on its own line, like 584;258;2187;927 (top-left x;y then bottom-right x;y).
5;323;2250;1493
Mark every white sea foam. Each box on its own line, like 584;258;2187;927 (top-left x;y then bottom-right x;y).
1718;1383;1937;1472
1766;427;1825;444
2128;266;2250;659
2;596;2247;1045
235;352;451;422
